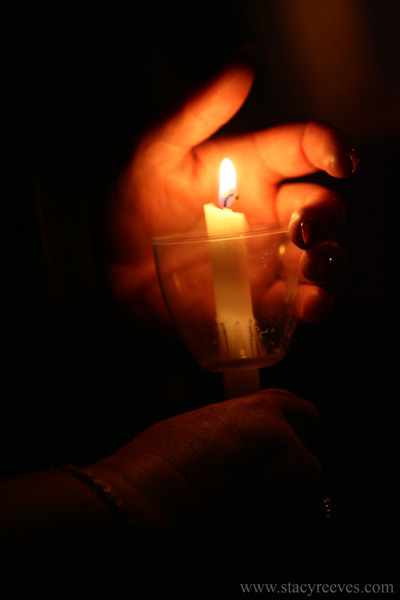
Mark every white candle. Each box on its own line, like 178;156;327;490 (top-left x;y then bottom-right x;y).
204;159;260;398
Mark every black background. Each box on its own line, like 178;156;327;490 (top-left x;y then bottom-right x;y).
1;0;398;592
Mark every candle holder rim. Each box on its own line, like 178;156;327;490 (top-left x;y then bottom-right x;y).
152;226;288;246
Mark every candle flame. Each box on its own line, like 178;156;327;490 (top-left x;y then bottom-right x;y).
219;158;238;208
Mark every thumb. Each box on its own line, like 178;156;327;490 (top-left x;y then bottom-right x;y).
264;389;320;451
141;62;254;165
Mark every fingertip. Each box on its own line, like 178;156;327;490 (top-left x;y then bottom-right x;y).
303;122;359;178
289;212;325;250
296;285;333;323
262;389;320;447
300;242;348;285
324;135;359;178
249;388;317;420
143;61;255;155
288;194;346;250
221;60;255;96
326;147;359;178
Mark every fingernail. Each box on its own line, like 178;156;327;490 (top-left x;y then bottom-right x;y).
301;218;324;248
316;253;333;277
314;251;340;279
349;148;359;174
302;245;347;284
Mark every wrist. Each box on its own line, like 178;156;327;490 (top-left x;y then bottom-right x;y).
0;468;123;550
81;450;203;543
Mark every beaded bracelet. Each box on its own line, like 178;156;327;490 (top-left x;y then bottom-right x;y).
60;464;134;532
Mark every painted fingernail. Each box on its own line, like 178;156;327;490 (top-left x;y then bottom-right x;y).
301;218;324;247
316;252;334;277
349;148;359;174
301;244;348;284
314;250;344;279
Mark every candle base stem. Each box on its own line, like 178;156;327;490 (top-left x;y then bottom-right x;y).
223;368;261;399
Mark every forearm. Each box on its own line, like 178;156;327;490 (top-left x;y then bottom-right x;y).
0;468;123;552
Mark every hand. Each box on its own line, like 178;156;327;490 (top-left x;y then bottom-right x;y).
106;62;357;325
82;389;322;542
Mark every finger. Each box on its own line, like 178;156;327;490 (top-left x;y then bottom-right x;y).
295;284;333;323
264;389;319;440
253;121;359;183
275;183;346;248
138;63;254;169
301;241;348;284
226;388;318;442
261;279;333;323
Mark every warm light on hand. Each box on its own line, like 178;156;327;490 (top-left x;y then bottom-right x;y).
107;63;356;326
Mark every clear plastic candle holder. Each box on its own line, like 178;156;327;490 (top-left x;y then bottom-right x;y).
153;228;301;374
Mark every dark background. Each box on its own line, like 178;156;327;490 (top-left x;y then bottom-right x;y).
1;0;398;590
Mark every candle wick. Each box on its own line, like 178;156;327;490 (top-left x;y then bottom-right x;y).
224;193;239;208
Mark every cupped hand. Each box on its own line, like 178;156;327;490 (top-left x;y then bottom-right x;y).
81;389;323;542
106;62;357;325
